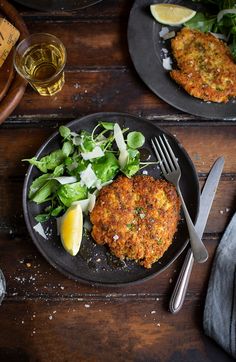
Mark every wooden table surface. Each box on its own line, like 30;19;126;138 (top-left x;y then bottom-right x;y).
0;1;236;361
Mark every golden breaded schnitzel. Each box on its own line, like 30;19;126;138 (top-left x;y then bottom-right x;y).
90;175;180;269
170;27;236;103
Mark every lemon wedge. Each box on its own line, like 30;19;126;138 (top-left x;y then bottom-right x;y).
60;203;83;256
150;4;196;26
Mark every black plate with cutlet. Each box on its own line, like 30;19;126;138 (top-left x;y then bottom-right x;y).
128;0;236;120
23;112;200;286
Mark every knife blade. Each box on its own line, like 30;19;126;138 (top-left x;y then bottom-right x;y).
169;156;224;314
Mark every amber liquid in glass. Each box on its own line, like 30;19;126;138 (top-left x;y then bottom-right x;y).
20;43;65;96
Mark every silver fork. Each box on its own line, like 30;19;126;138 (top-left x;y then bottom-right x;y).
151;134;208;263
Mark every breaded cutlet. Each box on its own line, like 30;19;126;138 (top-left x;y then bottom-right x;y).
170;27;236;103
90;175;180;269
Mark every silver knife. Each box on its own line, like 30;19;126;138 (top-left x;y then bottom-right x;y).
169;156;224;314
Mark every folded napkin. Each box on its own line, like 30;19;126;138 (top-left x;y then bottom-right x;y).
204;212;236;359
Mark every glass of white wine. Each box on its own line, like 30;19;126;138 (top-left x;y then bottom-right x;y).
14;33;66;96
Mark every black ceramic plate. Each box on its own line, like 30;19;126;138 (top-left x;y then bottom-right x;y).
13;0;103;11
128;0;236;120
23;112;200;286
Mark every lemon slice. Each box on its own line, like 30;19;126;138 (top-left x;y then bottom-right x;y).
150;4;196;26
60;203;83;256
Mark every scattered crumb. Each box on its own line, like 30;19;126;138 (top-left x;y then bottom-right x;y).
151;311;156;314
84;304;90;308
157;323;161;327
49;315;53;320
169;278;173;284
219;210;224;214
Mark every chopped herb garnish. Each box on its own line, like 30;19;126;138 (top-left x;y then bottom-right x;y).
127;223;134;231
135;207;144;214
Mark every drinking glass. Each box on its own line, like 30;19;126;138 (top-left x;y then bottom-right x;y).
14;33;66;96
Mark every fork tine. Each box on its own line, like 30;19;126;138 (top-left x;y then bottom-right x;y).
159;135;175;171
162;134;178;169
151;139;166;175
154;137;171;174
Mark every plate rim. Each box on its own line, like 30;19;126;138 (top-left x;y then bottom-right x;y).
127;0;236;120
22;111;200;287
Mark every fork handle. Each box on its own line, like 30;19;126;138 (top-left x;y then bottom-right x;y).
169;248;194;313
177;186;208;263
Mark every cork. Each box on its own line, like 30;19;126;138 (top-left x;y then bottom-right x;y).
0;18;20;68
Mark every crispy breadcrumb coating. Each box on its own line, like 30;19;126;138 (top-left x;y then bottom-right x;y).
90;175;180;268
170;27;236;103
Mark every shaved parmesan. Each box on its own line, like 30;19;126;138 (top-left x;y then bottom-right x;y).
80;164;98;188
119;149;129;169
217;9;236;23
81;146;104;160
83;218;92;231
73;192;97;214
163;31;175;40
210;32;227;41
73;198;90;213
88;193;96;212
33;223;47;240
114;123;127;151
67;161;78;172
163;57;172;70
96;180;113;190
53;176;77;185
114;123;128;168
159;26;169;38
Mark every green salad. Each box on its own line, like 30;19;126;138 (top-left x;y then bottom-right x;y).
24;122;154;223
185;0;236;60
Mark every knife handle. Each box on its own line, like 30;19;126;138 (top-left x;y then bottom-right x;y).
169;248;194;314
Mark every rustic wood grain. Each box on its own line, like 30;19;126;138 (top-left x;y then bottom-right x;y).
25;21;131;68
6;69;236;121
19;0;132;19
0;299;234;362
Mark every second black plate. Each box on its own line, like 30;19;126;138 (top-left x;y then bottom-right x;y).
23;112;199;286
128;0;236;120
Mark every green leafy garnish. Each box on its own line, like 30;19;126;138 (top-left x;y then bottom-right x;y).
93;153;119;183
58;182;88;207
187;0;236;60
127;131;145;149
23;122;155;222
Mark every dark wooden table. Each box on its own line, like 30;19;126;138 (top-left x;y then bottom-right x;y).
0;1;236;361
